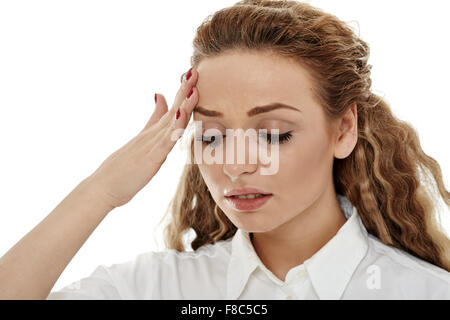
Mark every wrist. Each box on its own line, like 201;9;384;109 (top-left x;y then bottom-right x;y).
77;176;117;213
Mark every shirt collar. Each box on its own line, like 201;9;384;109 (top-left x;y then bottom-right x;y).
226;194;369;300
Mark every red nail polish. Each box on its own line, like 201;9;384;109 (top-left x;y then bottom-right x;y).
186;68;192;81
187;88;194;99
176;108;180;120
154;93;157;103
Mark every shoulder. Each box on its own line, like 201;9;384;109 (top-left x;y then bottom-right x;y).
368;234;450;282
48;238;233;300
360;233;450;298
139;238;233;299
152;236;233;263
114;237;233;282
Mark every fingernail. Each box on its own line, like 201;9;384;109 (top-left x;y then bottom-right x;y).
187;88;194;99
176;108;180;120
154;93;158;103
186;68;192;81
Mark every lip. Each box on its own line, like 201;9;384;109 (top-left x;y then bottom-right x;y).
224;187;273;212
225;194;273;211
224;187;272;197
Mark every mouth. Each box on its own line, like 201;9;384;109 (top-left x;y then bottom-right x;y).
225;193;273;211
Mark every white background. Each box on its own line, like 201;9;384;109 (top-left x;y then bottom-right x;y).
0;0;449;292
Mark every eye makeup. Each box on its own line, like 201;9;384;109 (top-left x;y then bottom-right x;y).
195;130;294;148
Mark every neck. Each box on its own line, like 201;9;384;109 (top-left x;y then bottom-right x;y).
250;187;347;282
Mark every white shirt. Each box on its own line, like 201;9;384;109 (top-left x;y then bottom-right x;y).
47;194;450;300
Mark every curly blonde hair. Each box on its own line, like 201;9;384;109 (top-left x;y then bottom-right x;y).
156;0;450;271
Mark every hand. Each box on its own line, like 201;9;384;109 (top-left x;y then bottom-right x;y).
86;68;199;209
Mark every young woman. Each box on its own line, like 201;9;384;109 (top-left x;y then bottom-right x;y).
1;0;449;300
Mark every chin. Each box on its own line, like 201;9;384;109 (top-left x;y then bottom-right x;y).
231;219;278;233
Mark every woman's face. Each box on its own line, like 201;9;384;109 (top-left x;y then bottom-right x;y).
193;50;340;232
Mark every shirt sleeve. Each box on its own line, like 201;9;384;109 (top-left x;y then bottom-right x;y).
46;251;160;300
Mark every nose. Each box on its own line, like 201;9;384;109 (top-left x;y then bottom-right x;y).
223;162;258;181
222;130;259;181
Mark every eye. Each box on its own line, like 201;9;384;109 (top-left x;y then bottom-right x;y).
195;134;225;148
259;131;293;145
195;131;294;148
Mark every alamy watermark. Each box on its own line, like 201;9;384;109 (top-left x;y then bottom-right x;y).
171;120;281;175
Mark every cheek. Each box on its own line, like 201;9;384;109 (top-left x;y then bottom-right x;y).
276;129;333;195
197;163;223;200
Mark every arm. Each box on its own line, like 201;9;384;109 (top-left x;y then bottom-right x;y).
0;177;114;300
0;67;199;300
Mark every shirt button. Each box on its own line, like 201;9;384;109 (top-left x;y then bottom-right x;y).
285;295;293;300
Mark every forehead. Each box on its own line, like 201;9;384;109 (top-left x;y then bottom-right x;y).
194;50;315;115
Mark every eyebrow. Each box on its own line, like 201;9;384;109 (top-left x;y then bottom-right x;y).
193;102;301;117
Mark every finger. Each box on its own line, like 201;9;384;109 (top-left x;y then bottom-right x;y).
171;107;187;141
165;85;199;146
143;84;198;157
138;106;185;161
159;68;198;126
176;86;198;129
179;86;199;124
141;93;168;132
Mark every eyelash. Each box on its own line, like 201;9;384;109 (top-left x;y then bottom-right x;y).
196;131;293;148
